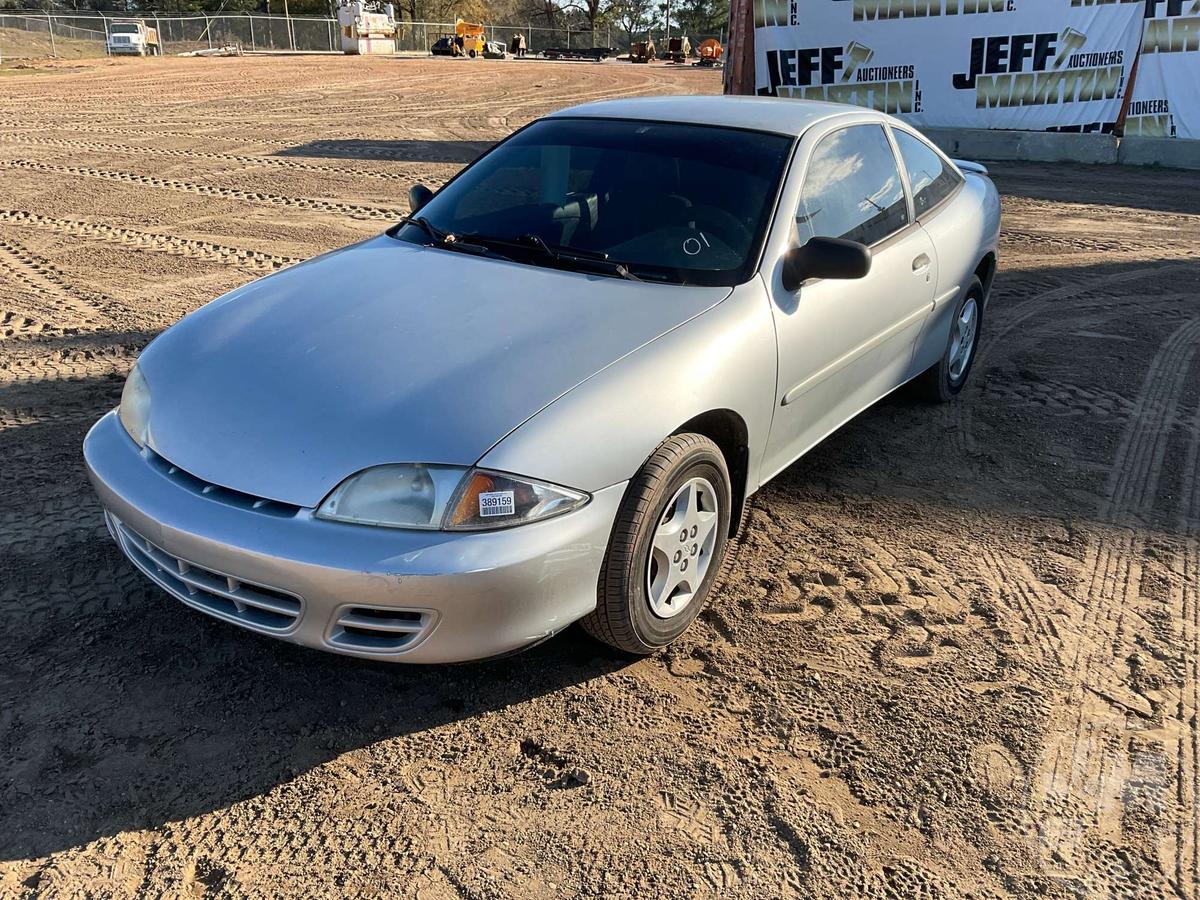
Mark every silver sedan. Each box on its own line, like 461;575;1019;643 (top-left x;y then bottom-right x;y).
84;96;1001;662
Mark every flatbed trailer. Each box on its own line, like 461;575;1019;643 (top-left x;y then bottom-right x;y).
540;46;615;60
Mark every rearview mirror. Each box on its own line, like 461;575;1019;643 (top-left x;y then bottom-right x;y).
409;184;434;215
781;237;872;292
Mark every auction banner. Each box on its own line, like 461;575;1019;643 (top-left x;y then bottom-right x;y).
1125;0;1200;139
752;0;1146;132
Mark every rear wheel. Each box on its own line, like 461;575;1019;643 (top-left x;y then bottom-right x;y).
581;434;731;654
914;276;983;402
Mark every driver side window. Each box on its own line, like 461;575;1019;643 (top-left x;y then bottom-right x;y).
796;125;909;248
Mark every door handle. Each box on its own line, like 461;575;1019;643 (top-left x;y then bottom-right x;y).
912;253;931;272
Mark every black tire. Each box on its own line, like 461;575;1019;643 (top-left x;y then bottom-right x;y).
581;433;731;655
913;275;984;402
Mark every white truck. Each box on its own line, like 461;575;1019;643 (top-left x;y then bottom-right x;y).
107;20;161;56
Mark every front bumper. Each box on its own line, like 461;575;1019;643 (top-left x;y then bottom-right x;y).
84;411;625;663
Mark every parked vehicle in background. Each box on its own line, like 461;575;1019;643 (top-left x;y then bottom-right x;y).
107;20;161;56
84;97;1000;664
431;21;490;58
665;35;691;63
629;37;656;62
541;46;615;60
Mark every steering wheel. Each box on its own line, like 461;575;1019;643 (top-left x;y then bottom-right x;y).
686;205;754;249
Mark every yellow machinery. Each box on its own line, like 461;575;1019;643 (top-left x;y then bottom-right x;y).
455;18;486;57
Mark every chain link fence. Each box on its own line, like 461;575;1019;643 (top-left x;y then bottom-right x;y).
1;10;719;61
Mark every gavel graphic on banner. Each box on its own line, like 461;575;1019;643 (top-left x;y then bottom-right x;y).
842;41;875;82
1054;27;1088;68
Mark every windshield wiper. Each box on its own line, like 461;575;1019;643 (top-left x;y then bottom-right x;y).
398;218;515;262
517;233;643;282
397;215;447;244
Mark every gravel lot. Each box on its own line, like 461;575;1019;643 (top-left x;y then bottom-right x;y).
1;56;1199;899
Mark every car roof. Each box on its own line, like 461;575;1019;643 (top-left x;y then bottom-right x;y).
547;95;870;137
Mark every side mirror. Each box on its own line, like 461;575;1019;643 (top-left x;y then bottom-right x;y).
781;237;872;292
409;184;434;215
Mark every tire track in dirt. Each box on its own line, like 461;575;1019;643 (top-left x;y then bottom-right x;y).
0;236;110;330
0;119;300;147
990;263;1195;353
0;133;417;181
976;549;1066;668
1036;317;1200;886
1005;195;1200;226
0;341;139;385
0;210;300;272
1172;392;1200;899
1001;229;1172;255
982;377;1137;421
0;160;406;223
942;266;1195;457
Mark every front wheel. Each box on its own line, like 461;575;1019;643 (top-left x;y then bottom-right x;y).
581;434;731;655
913;275;983;402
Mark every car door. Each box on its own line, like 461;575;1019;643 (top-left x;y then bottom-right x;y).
759;121;937;482
889;125;975;379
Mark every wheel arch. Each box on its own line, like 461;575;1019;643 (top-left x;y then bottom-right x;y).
974;252;997;298
673;409;749;537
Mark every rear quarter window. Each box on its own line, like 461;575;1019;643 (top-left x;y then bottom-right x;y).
892;130;963;218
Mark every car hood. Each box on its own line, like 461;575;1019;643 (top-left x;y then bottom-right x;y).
138;235;730;508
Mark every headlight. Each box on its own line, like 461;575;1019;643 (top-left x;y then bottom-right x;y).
119;364;151;447
315;465;588;531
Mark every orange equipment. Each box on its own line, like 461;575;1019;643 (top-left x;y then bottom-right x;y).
695;38;723;67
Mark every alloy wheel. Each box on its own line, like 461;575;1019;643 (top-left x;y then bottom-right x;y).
948;297;979;384
646;477;720;619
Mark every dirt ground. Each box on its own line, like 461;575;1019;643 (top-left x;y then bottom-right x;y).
1;55;1198;899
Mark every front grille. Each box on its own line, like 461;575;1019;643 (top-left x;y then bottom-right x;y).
114;517;302;633
328;605;433;653
144;447;300;518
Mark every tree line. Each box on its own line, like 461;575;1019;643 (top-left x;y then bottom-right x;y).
2;0;728;44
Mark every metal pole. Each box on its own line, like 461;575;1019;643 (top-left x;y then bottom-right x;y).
205;15;213;49
102;15;110;55
327;18;333;52
249;13;255;50
155;16;162;54
284;0;294;51
46;14;56;58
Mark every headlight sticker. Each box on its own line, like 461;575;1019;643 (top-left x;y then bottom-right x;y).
478;490;516;517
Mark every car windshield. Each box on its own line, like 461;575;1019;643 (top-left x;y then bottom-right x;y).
111;23;140;33
391;117;794;286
